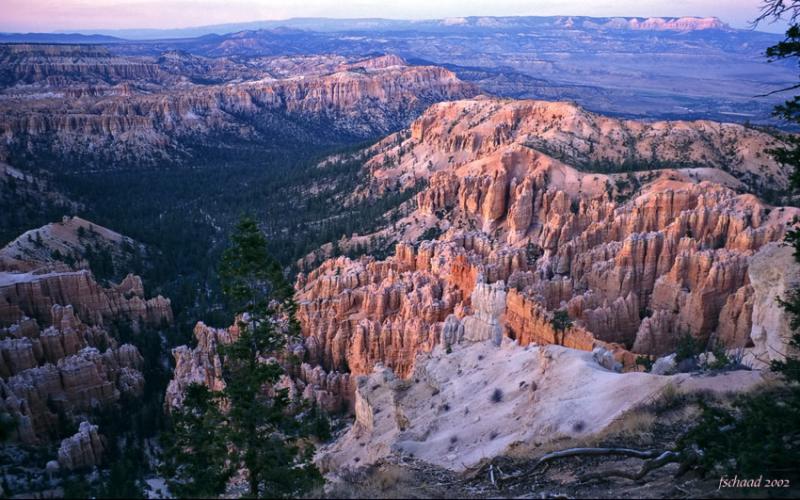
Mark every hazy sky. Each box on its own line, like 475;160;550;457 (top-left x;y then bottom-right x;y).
0;0;788;34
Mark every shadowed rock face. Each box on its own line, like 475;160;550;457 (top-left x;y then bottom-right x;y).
0;305;145;443
0;219;172;445
295;97;799;382
0;216;172;329
57;421;106;471
0;270;172;329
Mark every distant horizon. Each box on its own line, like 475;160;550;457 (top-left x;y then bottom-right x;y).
0;0;790;35
0;14;790;40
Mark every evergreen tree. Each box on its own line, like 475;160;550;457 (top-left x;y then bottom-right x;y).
162;384;230;498
163;216;322;498
218;216;319;497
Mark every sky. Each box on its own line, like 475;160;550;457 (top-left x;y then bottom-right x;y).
0;0;789;34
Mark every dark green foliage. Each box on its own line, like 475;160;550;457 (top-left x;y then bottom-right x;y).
0;412;18;441
491;388;503;403
679;386;800;480
550;310;572;332
420;226;443;242
525;241;542;265
635;355;654;372
61;476;91;499
709;343;732;371
220;216;294;308
96;445;147;499
0;171;76;246
161;384;231;498
163;217;324;498
78;320;178;498
84;243;115;283
47;140;416;338
674;332;698;362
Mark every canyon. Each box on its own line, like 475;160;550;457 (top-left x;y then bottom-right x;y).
163;96;800;476
294;98;797;382
0;14;798;497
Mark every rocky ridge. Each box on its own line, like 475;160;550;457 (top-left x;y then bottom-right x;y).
0;47;477;167
318;338;763;473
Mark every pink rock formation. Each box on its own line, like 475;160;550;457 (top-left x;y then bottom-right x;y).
0;50;477;165
295;97;798;384
0;270;172;329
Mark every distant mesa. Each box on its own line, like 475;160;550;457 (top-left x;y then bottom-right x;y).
578;16;729;31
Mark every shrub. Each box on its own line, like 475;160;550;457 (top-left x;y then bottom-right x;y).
675;332;698;362
490;388;503;403
635;355;654;372
709;344;731;371
551;310;572;332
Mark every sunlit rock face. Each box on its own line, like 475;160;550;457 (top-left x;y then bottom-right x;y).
295;97;799;382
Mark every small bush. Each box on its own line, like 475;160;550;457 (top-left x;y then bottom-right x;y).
550;310;572;332
635;355;654;372
490;388;503;403
709;344;731;370
675;332;698;362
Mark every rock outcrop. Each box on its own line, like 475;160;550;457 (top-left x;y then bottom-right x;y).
57;421;106;471
0;220;170;444
0;269;172;329
165;317;354;414
318;340;762;472
747;242;800;368
1;336;144;443
296;98;798;384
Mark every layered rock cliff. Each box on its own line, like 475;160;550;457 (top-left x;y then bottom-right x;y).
0;270;172;329
0;305;145;443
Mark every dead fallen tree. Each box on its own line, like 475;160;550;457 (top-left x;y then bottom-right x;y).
471;446;696;489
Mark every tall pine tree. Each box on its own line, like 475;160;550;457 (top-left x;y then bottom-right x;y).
163;216;322;498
